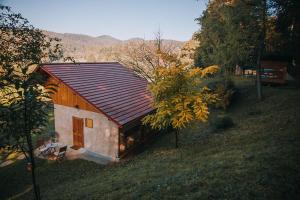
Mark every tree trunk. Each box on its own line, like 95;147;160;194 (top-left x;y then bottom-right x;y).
24;93;41;200
256;49;263;101
26;134;40;200
256;0;267;101
175;129;179;148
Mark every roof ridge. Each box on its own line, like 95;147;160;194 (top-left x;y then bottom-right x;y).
40;62;121;65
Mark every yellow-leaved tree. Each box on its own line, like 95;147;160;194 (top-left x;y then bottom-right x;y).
143;52;219;148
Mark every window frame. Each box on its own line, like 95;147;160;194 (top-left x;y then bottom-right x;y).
85;118;93;128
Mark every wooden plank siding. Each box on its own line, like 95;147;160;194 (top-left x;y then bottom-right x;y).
46;77;100;113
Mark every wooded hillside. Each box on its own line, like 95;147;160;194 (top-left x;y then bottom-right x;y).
44;31;184;62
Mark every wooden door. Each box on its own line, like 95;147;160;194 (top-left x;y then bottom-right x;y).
72;117;84;147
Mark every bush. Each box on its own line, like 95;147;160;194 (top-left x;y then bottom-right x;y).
207;78;236;110
214;85;235;110
210;115;234;130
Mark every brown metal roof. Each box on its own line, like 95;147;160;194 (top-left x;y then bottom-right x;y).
40;62;153;128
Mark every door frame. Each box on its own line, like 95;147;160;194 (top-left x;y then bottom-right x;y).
72;116;84;148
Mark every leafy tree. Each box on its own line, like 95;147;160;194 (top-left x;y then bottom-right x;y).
194;0;261;75
254;0;267;101
143;51;218;148
243;0;300;99
0;5;64;200
272;0;300;74
242;0;271;100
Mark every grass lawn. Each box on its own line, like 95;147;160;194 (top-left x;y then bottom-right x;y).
0;79;300;200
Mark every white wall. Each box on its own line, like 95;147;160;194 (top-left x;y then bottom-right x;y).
54;104;119;159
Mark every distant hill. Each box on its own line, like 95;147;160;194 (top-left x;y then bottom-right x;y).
125;37;145;42
44;31;121;46
96;35;121;45
43;31;184;62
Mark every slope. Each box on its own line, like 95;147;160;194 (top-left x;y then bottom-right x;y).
0;78;299;200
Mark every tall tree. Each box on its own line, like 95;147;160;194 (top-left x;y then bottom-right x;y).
272;0;300;74
242;0;274;100
254;0;267;101
0;5;64;199
194;0;261;74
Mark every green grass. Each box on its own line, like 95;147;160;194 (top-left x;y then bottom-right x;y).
1;79;300;200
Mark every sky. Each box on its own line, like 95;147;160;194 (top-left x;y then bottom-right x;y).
1;0;208;41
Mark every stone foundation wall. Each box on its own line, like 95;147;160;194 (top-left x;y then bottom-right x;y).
54;104;119;159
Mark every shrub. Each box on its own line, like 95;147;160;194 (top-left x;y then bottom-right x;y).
214;85;235;110
210;115;234;130
207;78;236;110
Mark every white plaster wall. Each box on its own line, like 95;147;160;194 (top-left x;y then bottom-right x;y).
54;104;119;159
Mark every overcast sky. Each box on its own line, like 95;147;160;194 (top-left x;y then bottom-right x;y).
1;0;208;41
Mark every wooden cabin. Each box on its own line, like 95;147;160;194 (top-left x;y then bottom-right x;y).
39;62;154;160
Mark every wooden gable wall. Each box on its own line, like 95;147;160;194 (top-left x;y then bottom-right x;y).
47;77;99;113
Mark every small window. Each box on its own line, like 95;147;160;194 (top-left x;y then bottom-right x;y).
85;118;93;128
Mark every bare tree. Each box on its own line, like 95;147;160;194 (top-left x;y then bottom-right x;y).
114;30;181;82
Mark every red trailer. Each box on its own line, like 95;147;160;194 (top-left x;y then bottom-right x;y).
260;57;289;84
